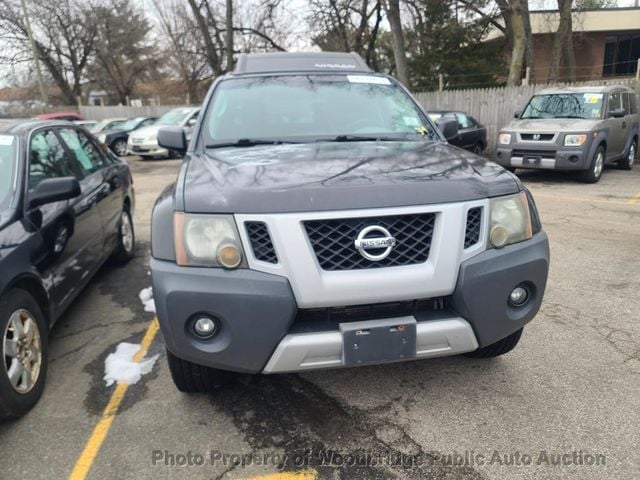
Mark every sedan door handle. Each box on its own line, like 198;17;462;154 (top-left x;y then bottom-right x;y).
622;121;627;128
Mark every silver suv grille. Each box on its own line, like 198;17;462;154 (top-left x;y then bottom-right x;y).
304;213;436;271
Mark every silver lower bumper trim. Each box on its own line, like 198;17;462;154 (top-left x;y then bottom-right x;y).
262;316;479;373
511;157;556;168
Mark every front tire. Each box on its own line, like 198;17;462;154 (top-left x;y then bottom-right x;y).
112;139;128;157
619;139;636;171
0;289;48;420
166;350;236;393
580;146;605;183
465;328;523;358
111;208;135;264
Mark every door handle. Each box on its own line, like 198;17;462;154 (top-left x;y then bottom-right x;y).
622;121;627;128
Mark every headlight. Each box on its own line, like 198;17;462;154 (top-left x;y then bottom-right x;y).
489;192;532;248
174;213;246;268
564;134;587;146
498;133;511;145
97;134;106;143
146;135;157;143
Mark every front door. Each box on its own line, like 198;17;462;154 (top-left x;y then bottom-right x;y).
606;91;626;158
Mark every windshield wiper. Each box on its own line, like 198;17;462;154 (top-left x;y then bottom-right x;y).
205;138;299;149
321;134;421;143
554;115;586;119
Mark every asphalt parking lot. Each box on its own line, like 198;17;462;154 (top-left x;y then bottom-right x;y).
1;156;639;480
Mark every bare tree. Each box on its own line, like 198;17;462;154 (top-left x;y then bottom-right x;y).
382;0;409;86
0;0;97;104
548;0;575;82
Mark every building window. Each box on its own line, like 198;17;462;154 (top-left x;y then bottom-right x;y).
603;34;640;77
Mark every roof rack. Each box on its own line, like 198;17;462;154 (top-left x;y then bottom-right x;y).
233;52;372;75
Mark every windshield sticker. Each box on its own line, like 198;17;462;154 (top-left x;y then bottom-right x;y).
584;94;603;103
415;125;430;136
0;135;14;146
347;75;391;85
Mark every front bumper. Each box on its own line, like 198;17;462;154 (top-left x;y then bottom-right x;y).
151;232;549;374
127;142;168;157
495;144;591;170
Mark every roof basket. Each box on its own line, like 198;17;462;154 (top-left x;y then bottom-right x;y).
233;52;372;75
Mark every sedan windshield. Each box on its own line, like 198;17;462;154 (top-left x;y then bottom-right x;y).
0;134;17;212
157;109;193;126
119;118;144;131
203;75;436;145
521;93;604;119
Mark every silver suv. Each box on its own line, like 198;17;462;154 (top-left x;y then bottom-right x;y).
495;86;639;183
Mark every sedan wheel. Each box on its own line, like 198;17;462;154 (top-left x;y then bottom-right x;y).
0;289;48;420
111;208;135;264
112;139;128;157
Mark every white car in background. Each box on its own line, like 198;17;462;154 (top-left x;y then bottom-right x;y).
127;107;200;159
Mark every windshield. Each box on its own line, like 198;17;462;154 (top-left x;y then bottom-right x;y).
521;93;605;119
202;75;437;145
0;134;17;212
119;118;144;130
157;109;193;126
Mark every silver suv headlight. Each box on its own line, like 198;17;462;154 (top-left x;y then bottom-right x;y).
174;213;246;268
489;192;533;248
564;134;587;146
498;132;512;145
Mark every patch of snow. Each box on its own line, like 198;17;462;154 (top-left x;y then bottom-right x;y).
138;287;156;313
103;342;160;387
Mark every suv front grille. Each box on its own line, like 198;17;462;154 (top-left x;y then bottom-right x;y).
304;213;435;271
245;221;278;263
512;149;556;160
520;133;554;141
464;207;482;248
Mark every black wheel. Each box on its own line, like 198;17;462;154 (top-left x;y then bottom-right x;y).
0;289;48;420
472;143;484;155
580;145;605;183
168;149;183;159
618;138;636;171
138;155;151;161
505;167;516;173
166;350;236;393
111;208;135;264
112;139;128;157
465;328;523;358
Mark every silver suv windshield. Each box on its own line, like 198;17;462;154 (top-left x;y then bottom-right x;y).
202;75;437;145
521;93;604;120
0;134;17;213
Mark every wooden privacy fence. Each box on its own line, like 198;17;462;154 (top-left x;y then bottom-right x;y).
413;79;639;153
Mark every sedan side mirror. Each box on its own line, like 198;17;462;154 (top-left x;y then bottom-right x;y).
514;110;521;119
435;118;459;141
609;108;626;118
186;118;197;128
158;127;187;154
28;177;81;209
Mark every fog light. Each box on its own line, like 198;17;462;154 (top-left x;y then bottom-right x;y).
217;244;242;269
509;287;528;306
490;225;509;248
193;316;217;338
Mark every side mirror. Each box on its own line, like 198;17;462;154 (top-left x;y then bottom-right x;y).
514;110;521;119
158;127;187;154
28;177;80;209
609;108;626;118
186;118;197;128
435;118;459;141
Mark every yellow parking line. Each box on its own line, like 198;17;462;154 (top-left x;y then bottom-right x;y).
532;193;640;206
628;191;640;205
68;318;160;480
247;472;317;480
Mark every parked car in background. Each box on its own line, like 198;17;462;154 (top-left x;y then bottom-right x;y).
428;111;487;154
89;118;126;135
0;120;136;419
97;116;157;157
73;120;97;131
128;108;199;159
34;112;84;121
495;85;639;183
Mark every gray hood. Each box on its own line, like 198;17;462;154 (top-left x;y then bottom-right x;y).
181;141;520;213
506;118;601;133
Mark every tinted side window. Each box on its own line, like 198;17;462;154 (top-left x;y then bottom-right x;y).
608;92;622;112
59;128;107;176
455;113;475;129
29;130;78;188
630;93;638;114
622;93;630;113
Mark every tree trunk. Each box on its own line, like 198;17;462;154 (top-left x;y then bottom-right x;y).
522;0;535;83
383;0;410;87
507;0;526;86
548;0;575;82
186;0;222;76
225;0;233;71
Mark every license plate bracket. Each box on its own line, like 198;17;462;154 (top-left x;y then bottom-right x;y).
340;317;416;366
524;155;541;165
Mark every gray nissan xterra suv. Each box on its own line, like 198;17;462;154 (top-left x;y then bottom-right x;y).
495;85;639;183
151;52;550;392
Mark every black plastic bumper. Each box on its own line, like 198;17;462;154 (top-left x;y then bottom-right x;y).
151;231;549;373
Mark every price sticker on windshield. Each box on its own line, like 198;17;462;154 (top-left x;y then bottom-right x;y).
584;94;603;104
0;135;14;146
347;75;391;85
